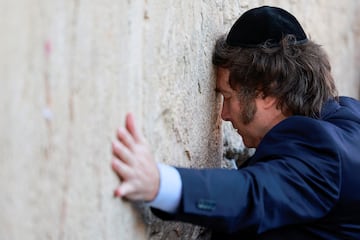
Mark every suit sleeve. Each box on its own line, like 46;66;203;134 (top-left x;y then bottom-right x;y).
152;117;341;234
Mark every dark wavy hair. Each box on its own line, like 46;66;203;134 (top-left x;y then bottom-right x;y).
212;35;338;118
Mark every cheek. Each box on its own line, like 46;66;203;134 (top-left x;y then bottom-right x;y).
230;99;243;115
224;100;231;111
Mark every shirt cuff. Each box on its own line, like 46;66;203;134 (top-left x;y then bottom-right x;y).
145;163;182;213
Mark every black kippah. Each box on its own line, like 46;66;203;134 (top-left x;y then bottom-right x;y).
226;6;308;48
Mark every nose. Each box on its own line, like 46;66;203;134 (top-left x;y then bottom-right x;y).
221;103;230;121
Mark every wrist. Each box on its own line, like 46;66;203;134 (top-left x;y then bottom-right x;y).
145;163;182;213
149;164;161;201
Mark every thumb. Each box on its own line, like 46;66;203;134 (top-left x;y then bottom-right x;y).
114;183;134;198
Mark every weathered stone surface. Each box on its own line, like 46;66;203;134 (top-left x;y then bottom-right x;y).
0;1;359;239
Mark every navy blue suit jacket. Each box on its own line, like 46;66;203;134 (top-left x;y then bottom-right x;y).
152;97;360;239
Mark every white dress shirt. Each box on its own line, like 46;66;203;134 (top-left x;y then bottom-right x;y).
146;163;182;213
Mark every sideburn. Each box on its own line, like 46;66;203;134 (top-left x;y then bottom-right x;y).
229;71;258;125
240;96;257;125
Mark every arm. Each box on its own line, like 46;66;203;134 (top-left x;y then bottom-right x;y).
152;117;341;234
112;114;341;234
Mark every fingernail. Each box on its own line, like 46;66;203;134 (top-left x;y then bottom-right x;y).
113;189;119;198
112;141;118;151
118;127;125;135
111;159;119;169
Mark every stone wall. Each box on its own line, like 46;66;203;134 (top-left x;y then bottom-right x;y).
0;1;359;240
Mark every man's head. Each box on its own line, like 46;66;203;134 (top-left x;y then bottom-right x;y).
212;6;338;147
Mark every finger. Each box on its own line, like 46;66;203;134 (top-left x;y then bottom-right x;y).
125;113;145;143
114;182;134;198
111;158;132;180
117;127;135;150
112;140;133;164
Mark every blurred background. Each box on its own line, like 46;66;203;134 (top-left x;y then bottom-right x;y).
1;1;359;239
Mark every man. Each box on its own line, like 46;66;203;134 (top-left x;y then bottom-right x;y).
111;6;360;239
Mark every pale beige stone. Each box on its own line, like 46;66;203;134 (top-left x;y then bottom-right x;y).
0;1;359;239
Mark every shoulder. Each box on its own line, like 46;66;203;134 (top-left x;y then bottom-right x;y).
253;116;340;164
338;96;360;116
324;97;360;128
263;116;336;145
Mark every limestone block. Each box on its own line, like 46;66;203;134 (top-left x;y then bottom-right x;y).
0;1;359;240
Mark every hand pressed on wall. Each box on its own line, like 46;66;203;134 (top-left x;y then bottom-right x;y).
112;113;160;201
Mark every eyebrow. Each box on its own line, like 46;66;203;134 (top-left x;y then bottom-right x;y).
215;87;230;94
214;87;221;93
